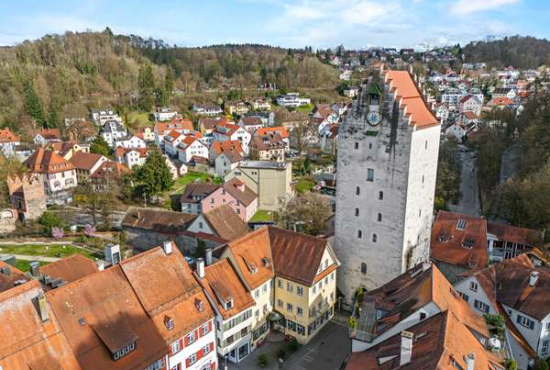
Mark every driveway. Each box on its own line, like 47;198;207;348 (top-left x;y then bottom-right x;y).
226;317;350;370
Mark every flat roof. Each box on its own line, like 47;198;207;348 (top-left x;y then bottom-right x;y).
238;161;288;169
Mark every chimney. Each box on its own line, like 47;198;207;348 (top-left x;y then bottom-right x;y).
422;262;431;272
163;241;173;255
205;249;213;266
97;261;105;271
197;258;205;279
0;265;11;277
30;261;40;277
399;331;414;366
529;271;539;287
37;293;49;322
465;353;475;370
104;243;121;266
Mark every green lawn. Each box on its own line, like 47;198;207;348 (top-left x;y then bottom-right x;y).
0;244;102;259
171;171;214;192
296;178;315;193
249;209;277;223
14;260;49;272
295;103;315;113
128;111;153;127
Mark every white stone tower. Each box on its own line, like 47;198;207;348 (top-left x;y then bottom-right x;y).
334;70;441;303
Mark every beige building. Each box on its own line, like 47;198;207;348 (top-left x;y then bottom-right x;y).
225;161;293;211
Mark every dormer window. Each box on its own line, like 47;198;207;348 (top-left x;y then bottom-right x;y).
164;316;174;331
262;257;270;267
224;299;234;310
195;298;204;312
461;236;475;249
438;235;449;243
112;341;136;361
250;264;258;275
456;219;467;230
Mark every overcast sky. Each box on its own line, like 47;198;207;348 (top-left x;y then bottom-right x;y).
0;0;548;49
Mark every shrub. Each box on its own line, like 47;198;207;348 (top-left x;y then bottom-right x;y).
534;358;549;370
504;359;517;370
38;212;66;236
483;314;505;327
257;354;268;368
278;348;287;360
287;339;299;352
348;316;357;329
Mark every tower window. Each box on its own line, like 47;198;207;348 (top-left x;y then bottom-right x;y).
422;175;425;184
354;142;359;149
356;186;360;195
361;263;367;275
425;141;428;149
372;234;377;243
378;191;383;200
355;208;359;217
357;230;363;239
369;143;372;149
419;209;422;217
377;213;382;222
367;169;374;182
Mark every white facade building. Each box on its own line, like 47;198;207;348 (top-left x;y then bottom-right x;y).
334;71;440;303
276;93;311;108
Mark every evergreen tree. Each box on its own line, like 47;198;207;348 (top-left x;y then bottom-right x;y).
138;64;156;111
90;136;110;156
24;81;45;126
165;67;175;96
155;87;168;107
135;148;174;196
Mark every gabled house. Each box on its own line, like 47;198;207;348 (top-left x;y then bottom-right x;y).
115;147;148;169
100;120;128;147
180;183;221;214
186;204;250;243
69;152;109;183
154;118;194;147
454;255;550;367
256;127;290;150
153;107;178;122
192;103;223;116
195;258;255;363
0;128;21;155
215;151;243;177
209;140;244;163
459;95;482;116
177;136;209;164
250;99;271;111
226;101;249;116
136;126;155;142
213;122;252;155
238;116;264;134
114;135;146;150
24;148;78;204
90;161;131;192
164;130;188;158
201;178;258;222
199;117;230;135
248;134;286;162
34;128;62;146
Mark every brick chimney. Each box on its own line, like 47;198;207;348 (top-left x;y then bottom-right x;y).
163;240;173;255
197;258;205;279
37;293;49;322
529;271;539;287
465;353;475;370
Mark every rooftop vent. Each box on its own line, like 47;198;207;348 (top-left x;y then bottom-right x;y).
529;271;539;287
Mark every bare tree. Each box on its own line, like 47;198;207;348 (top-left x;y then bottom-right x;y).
290;120;318;155
277;193;332;236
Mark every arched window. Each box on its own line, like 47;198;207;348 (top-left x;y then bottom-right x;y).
357;230;363;239
356;186;360;195
355;208;359;217
372;234;377;243
361;263;367;275
379;191;383;200
354;142;359;149
377;213;382;222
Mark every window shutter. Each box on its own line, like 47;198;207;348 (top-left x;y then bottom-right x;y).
180;338;184;349
185;358;191;367
208;321;213;333
210;342;214;351
184;335;190;347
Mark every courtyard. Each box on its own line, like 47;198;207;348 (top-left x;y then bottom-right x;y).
225;315;350;370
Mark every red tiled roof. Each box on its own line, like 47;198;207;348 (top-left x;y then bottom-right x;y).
0;128;20;143
40;255;99;287
211;140;243;156
202;205;250;242
69;152;105;172
256;126;289;139
0;261;27;293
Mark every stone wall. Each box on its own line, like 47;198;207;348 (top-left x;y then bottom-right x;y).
0;209;17;234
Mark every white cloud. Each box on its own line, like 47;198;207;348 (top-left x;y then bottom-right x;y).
341;1;400;25
450;0;521;15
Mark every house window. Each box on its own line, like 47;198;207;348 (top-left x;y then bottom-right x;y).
236;208;240;214
357;230;362;239
187;332;196;344
113;341;136;361
201;323;210;335
287;303;293;312
165;317;174;331
420;312;427;320
369;143;372;149
356;186;360;195
262;284;267;293
546;322;550;331
542;340;549;355
459;292;469;302
199;222;203;229
379;191;383;200
312;286;317;294
372;234;377;243
277;299;283;308
171;340;181;354
474;300;490;313
355;208;359;217
297;307;304;316
297;286;304;296
470;281;478;292
367;168;374;182
425;141;428;149
255;290;260;298
377;213;382;222
203;344;211;355
361;263;367;275
354;142;359;149
287;282;293;293
517;315;535;330
188;353;197;365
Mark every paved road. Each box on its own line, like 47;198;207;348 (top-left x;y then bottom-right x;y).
226;318;350;370
448;148;480;217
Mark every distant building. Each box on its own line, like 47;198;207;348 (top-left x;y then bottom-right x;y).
7;173;47;221
276;93;311;108
153;106;178;121
192;103;223;116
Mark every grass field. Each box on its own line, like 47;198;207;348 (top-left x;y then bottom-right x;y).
0;244;102;259
128;111;152;127
171;172;214;193
249;209;277;223
14;260;48;272
295;178;315;193
295;103;315;113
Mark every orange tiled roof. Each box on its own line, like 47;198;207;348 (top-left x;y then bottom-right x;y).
198;259;255;320
0;128;20;143
40;255;99;287
24;148;75;174
202;204;250;242
225;227;275;290
430;211;488;268
155;118;193;135
211;140;243;156
0;280;83;370
257;126;289;139
384;70;439;129
69;152;105;172
0;261;27;293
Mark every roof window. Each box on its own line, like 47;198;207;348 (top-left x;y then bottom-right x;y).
456;219;467;230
